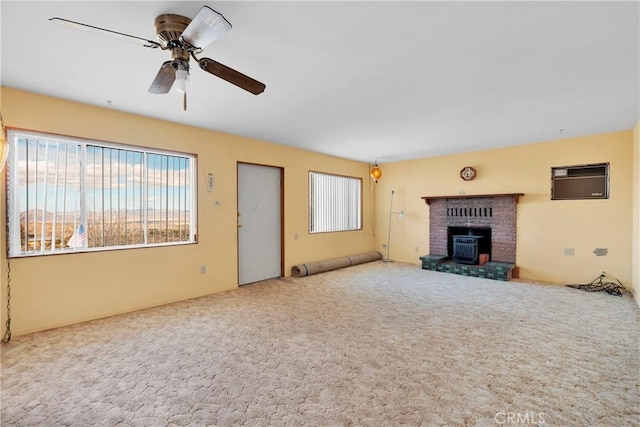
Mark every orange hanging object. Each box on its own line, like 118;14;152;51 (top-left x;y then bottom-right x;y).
370;165;382;182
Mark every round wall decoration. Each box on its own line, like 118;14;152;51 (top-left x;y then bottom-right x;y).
460;166;477;181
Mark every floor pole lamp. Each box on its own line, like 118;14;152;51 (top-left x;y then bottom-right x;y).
383;189;404;262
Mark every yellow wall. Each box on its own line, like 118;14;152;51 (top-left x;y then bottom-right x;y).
1;86;636;336
0;87;375;336
374;131;634;287
633;121;639;305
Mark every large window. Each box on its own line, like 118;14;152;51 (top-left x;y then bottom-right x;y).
6;130;197;257
309;171;362;233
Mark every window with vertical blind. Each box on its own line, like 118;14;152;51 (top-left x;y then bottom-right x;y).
309;171;362;233
6;130;197;257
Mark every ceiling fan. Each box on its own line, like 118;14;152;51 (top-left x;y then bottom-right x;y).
50;6;266;110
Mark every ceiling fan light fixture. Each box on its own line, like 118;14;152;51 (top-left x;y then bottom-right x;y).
175;65;190;94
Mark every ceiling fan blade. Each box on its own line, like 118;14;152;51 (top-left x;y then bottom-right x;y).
149;61;176;94
198;58;265;95
49;17;161;49
181;6;231;50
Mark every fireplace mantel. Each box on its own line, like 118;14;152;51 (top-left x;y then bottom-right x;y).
421;193;524;205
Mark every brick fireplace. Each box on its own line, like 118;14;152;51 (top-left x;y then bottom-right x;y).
420;193;523;280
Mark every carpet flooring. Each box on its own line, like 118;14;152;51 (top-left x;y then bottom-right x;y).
1;262;639;426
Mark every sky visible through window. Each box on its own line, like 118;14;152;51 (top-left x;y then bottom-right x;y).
16;139;190;215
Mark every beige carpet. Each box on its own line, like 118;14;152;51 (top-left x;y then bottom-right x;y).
1;262;638;426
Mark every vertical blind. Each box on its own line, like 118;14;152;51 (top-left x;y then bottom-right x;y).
309;171;362;233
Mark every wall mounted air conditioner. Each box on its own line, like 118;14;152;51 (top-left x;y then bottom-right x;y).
551;163;609;200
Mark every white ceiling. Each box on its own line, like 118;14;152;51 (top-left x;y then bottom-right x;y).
1;1;638;164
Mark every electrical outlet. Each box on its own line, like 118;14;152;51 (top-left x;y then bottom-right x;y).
382;243;387;249
200;265;207;274
564;248;574;256
415;246;419;253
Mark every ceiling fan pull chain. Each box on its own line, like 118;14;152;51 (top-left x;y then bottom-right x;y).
183;93;187;111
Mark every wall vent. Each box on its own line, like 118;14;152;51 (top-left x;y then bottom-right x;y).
551;163;609;200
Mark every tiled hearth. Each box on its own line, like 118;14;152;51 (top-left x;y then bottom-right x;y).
420;255;517;281
420;193;523;281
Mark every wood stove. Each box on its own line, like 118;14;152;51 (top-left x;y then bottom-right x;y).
452;235;483;264
447;226;491;265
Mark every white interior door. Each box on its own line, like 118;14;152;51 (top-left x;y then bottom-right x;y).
237;163;282;285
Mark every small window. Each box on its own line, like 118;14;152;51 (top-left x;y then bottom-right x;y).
7;130;197;257
309;171;362;233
